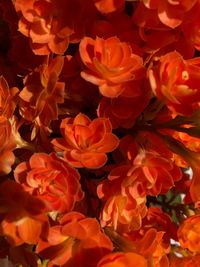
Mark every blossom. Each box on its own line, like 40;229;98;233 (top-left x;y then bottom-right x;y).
36;212;112;267
98;166;147;233
52;113;119;169
14;0;96;55
118;133;182;196
127;228;170;267
178;214;200;253
149;51;200;115
124;149;182;196
14;153;84;213
142;0;198;28
1;0;200;265
79;36;144;97
132;2;195;58
19;56;65;132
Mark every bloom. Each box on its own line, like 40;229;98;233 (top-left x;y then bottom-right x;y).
142;0;198;28
124;149;182;196
80;36;144;97
14;0;96;55
52;113;119;169
98;166;147;233
100;193;147;233
36;212;112;267
126;228;170;267
14;153;84;213
19;56;65;132
118;133;182;196
178;214;200;253
149;51;200;115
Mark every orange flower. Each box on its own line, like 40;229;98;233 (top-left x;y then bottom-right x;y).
51;113;119;169
118;133;182;196
79;36;144;97
100;192;147;233
97;252;148;267
98;166;147;233
142;0;198;28
178;214;200;253
124;149;182;196
149;51;200;115
128;228;170;267
14;153;84;213
104;227;169;266
36;212;112;267
19;56;65;133
14;0;96;55
133;2;194;58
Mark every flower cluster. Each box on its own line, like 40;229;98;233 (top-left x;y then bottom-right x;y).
1;0;200;266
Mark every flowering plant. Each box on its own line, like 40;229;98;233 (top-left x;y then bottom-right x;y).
1;0;200;266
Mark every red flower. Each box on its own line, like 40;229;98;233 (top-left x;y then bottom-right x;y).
14;153;84;213
52;113;119;169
